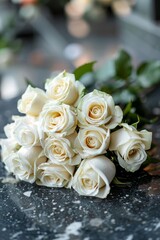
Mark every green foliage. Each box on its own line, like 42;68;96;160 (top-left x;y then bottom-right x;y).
123;102;132;116
0;37;21;52
132;115;140;129
73;61;96;80
137;61;160;88
114;49;132;79
25;78;36;88
123;106;157;127
96;49;132;83
0;15;22;52
0;38;9;49
113;177;131;187
94;49;160;128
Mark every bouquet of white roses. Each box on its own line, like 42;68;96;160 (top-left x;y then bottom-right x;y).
0;70;152;199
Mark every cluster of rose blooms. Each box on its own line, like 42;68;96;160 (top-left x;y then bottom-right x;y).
0;71;152;198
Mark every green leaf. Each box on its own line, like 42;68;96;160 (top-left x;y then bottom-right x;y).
114;49;132;79
132;115;140;129
96;60;115;83
124;112;158;127
137;61;160;88
73;61;96;80
25;78;36;88
95;49;132;84
123;102;132;115
100;80;125;95
113;89;136;104
138;116;158;125
0;37;9;49
113;177;131;187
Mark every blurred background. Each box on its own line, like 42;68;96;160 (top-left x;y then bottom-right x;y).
0;0;160;100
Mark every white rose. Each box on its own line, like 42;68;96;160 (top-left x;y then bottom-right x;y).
0;138;20;173
39;101;77;137
44;132;81;166
17;85;48;117
45;71;85;106
109;123;152;172
74;126;110;158
12;116;40;147
77;90;123;129
11;146;47;183
36;161;75;188
4;122;16;138
72;155;116;198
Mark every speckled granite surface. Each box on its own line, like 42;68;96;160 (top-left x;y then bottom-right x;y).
0;97;160;240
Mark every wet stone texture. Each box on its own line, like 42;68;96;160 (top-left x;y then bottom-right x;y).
0;97;160;240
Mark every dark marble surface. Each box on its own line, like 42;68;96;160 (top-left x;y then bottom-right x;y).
0;97;160;240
